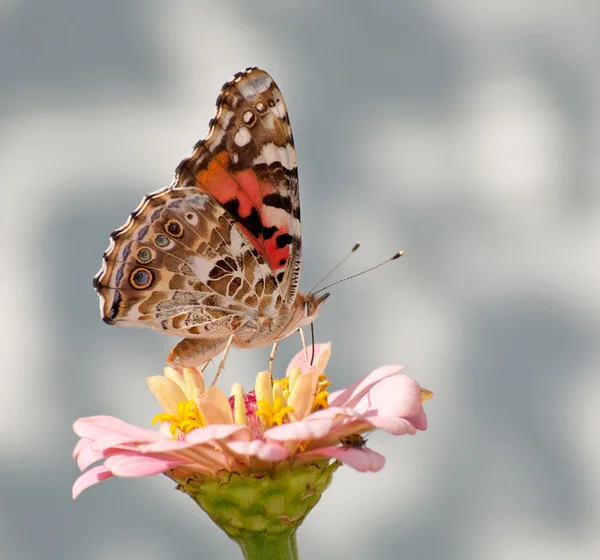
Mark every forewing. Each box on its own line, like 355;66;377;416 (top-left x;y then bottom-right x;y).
173;68;302;305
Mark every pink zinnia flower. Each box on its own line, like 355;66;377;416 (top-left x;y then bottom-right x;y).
73;343;432;557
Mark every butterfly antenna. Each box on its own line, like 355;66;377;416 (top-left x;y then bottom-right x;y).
309;242;361;294
313;251;403;295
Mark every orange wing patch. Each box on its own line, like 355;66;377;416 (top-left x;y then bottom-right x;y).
196;155;290;274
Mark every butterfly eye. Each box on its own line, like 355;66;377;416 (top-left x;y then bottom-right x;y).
165;219;183;238
136;247;153;263
130;267;153;290
154;234;170;248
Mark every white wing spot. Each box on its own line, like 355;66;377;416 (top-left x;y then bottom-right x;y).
220;110;235;129
188;256;216;282
243;110;254;124
254;143;296;170
234;127;251;146
229;227;247;254
184;211;199;226
209;127;225;148
272;99;286;119
256;102;266;113
238;74;272;96
231;153;239;164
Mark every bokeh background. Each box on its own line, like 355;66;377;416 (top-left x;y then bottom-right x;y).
2;1;599;559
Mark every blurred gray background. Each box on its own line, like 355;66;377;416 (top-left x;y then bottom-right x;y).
2;1;599;559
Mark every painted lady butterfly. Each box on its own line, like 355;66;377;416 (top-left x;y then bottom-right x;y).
94;68;329;367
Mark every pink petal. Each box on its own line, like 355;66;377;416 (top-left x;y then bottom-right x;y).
411;409;428;431
286;343;331;376
76;441;111;471
328;365;404;408
133;424;248;453
72;465;113;499
354;375;425;420
226;439;289;462
104;452;186;477
299;446;386;472
182;424;249;445
74;416;154;441
73;437;92;458
92;431;159;452
304;406;362;421
265;417;335;442
364;416;418;435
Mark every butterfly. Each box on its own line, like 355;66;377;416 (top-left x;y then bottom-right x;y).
94;67;329;367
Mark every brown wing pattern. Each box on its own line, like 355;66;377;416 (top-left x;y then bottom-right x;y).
173;68;302;305
94;68;302;343
94;187;280;338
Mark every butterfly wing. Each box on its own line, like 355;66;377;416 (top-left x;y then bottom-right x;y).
94;68;301;343
173;68;302;305
94;186;278;338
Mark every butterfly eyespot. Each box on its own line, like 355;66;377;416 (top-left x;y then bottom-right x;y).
242;110;256;126
267;99;275;108
165;219;184;237
255;102;266;114
136;247;153;263
154;234;170;248
130;267;153;289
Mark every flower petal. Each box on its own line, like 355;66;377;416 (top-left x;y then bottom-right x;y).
363;416;418;435
265;417;335;442
286;343;331;376
169;424;248;446
76;440;111;471
328;365;404;408
287;369;320;421
354;375;426;423
147;376;186;415
226;439;289;462
104;452;186;477
73;436;91;458
299;446;386;472
195;386;233;425
73;416;153;441
72;465;113;499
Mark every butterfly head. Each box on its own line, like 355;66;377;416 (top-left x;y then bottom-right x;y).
297;291;330;327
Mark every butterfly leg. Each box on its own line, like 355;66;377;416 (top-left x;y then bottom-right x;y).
297;327;309;363
210;334;235;387
167;337;228;368
269;342;279;379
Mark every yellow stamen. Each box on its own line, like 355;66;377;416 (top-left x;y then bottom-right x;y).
152;399;206;436
312;390;329;411
255;381;296;427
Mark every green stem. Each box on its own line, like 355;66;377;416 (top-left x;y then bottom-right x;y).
233;529;299;560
